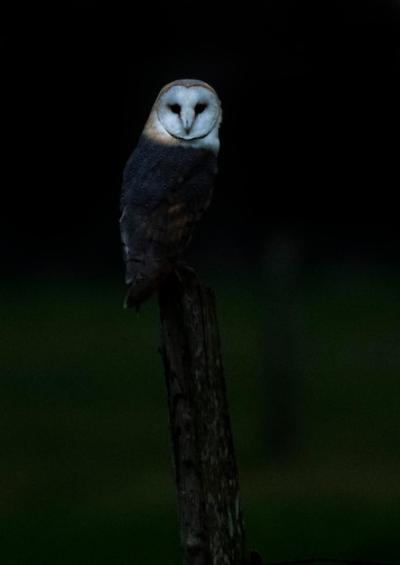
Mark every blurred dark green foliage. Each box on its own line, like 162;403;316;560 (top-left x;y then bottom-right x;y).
1;272;399;564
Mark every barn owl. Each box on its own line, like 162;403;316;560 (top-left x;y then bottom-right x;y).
120;79;222;308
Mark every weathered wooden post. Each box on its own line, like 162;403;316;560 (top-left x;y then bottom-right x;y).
158;266;246;565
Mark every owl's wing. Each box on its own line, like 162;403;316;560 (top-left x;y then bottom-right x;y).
119;199;200;308
120;184;209;278
120;138;217;306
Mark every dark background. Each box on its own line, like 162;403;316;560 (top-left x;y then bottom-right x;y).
2;1;400;563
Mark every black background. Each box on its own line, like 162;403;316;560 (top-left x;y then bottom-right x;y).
3;0;400;278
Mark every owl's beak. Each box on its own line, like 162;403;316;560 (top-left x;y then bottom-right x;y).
181;109;194;135
182;118;192;134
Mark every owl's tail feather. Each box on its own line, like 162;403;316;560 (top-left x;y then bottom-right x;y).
123;288;142;311
124;283;153;310
123;264;173;310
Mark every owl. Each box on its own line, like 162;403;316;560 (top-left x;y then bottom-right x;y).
120;79;222;308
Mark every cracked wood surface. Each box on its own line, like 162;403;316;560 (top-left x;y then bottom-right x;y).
159;268;245;565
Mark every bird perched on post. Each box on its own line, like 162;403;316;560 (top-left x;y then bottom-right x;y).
120;79;222;308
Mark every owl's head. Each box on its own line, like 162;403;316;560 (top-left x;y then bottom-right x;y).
145;79;222;152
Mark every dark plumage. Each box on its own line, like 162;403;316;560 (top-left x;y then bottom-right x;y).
120;136;218;308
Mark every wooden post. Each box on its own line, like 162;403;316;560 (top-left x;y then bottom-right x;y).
158;266;246;565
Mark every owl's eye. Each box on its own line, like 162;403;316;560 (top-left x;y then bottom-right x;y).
169;104;181;114
195;103;207;114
